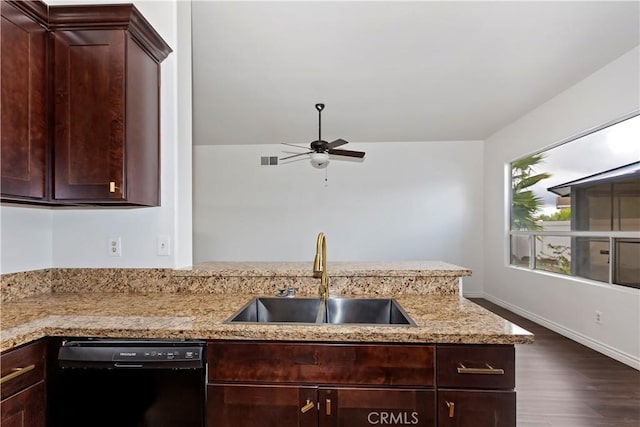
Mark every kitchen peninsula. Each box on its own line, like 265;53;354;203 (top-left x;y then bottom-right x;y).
1;261;531;350
1;261;532;426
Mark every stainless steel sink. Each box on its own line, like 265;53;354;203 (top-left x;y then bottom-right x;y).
225;297;415;326
226;297;321;323
322;297;415;325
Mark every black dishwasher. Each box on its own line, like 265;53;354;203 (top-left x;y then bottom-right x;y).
49;339;206;427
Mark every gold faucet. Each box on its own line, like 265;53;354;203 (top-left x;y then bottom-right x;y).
313;232;328;300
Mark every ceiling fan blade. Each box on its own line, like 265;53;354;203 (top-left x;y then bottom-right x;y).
328;148;365;158
280;151;313;161
282;142;311;150
326;138;349;149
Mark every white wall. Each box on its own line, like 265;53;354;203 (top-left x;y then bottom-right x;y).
193;141;485;295
174;0;193;268
0;206;53;273
51;0;181;269
0;0;192;273
484;47;640;369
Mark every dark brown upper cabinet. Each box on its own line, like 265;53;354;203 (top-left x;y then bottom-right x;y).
49;5;171;206
1;1;48;202
0;1;171;207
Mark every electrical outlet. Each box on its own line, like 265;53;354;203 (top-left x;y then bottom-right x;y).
595;310;602;324
109;237;121;257
157;235;171;256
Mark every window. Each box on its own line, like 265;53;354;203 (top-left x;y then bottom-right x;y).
509;114;640;289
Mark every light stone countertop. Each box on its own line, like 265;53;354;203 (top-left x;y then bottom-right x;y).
175;261;472;277
0;291;533;353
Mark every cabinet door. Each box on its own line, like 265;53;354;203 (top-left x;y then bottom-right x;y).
0;1;47;200
319;388;435;427
0;381;45;427
52;29;126;202
437;390;515;427
208;384;317;427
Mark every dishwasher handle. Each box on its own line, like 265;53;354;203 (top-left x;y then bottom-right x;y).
113;363;145;369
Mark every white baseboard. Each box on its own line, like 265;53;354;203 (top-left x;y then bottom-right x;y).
483;293;640;371
461;291;485;298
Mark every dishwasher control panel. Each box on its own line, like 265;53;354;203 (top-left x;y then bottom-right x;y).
58;340;205;369
114;348;202;362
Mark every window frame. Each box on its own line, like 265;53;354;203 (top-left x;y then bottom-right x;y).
505;111;640;290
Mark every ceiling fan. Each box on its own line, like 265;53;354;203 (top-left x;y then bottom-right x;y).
280;103;365;168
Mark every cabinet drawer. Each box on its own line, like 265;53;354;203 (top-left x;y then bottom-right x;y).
0;340;46;399
436;345;514;389
209;342;435;386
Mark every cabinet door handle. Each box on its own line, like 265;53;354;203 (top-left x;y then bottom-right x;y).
457;363;505;375
301;399;315;413
109;181;122;193
0;364;36;384
326;398;332;415
446;401;455;418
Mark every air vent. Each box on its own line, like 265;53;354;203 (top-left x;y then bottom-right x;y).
261;156;278;166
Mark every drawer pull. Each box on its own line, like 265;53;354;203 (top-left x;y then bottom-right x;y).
457;363;505;375
326;398;332;415
446;401;455;418
0;364;36;384
301;399;315;413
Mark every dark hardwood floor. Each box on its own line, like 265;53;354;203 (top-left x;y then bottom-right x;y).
470;298;640;427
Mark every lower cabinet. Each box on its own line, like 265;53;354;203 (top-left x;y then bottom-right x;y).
207;341;517;427
0;339;518;426
207;384;435;427
437;390;515;427
0;340;46;427
435;344;515;426
0;380;46;427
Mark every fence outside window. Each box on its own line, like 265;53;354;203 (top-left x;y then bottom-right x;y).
510;229;640;288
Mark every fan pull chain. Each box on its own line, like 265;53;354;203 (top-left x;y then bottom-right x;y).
325;167;328;187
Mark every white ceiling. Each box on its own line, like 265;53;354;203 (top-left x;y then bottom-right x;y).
192;1;639;146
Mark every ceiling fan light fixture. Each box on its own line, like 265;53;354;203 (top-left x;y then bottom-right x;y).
310;152;329;168
279;104;366;165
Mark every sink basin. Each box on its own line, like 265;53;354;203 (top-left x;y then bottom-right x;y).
226;297;415;326
323;297;415;325
227;297;321;323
